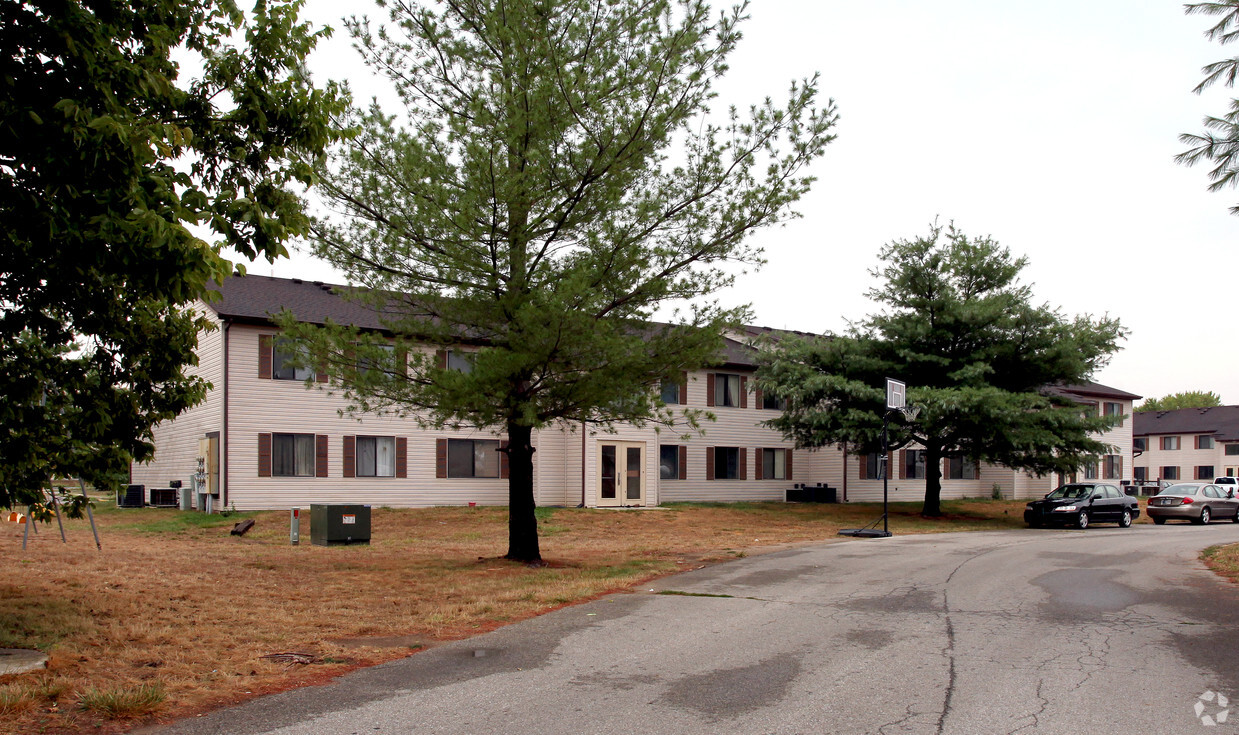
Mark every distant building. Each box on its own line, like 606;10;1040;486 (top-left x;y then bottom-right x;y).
1132;406;1239;483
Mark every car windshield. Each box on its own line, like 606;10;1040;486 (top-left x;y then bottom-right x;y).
1047;485;1093;499
1159;484;1201;496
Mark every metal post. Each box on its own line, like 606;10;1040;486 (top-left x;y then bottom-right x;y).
882;410;890;536
50;491;66;543
290;508;300;545
79;479;101;551
22;507;32;550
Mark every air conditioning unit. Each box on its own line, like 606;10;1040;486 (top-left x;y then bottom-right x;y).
118;484;145;508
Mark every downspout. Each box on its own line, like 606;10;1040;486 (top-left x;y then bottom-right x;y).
222;320;230;509
579;420;586;508
841;442;848;502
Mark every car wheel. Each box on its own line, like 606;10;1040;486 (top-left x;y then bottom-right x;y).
1119;509;1132;528
1195;507;1212;525
1076;512;1089;530
1153;516;1167;525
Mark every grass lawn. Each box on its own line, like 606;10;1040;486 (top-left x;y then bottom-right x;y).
0;497;1075;733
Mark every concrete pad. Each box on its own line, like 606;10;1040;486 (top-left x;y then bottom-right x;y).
0;648;48;675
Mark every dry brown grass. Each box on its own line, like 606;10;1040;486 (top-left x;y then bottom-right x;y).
0;498;1029;733
1202;543;1239;585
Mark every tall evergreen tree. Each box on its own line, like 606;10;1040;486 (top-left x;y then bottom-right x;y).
0;0;345;509
757;223;1126;517
286;0;837;561
1179;1;1239;214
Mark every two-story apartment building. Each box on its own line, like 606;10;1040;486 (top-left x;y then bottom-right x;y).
130;275;1140;509
1132;406;1239;483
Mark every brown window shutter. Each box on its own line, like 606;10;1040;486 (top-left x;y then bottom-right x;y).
899;450;907;480
436;439;447;478
342;436;356;478
706;447;715;480
436;349;447;369
755;387;764;409
739;447;748;480
258;433;272;477
258;335;273;379
786;450;794;481
679;371;688;405
705;373;715;407
740;377;748;409
755;447;764;480
315;352;328;382
974;462;982;481
944;457;951;477
396;437;407;478
858;453;868;480
315;435;328;477
394;346;408;377
678;446;687;480
500;440;510;479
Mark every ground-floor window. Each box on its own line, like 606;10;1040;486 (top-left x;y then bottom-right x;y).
947;456;977;480
273;433;315;477
903;450;927;479
1134;466;1147;481
357;436;396;477
1083;462;1098;480
761;448;787;480
1161;466;1180;481
713;447;742;479
1102;455;1122;480
448;439;501;478
1196;465;1215;480
660;445;685;480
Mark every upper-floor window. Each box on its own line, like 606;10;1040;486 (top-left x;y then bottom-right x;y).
1227;444;1239;456
356;343;395;375
1133;438;1147;452
446;349;474;373
1104;402;1122;417
660;381;681;405
1161;436;1180;451
1197;435;1216;450
761;393;786;410
273;339;314;381
714;373;742;407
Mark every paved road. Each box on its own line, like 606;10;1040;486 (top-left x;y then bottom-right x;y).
150;524;1239;734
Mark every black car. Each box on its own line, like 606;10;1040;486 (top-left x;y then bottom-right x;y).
1024;483;1140;529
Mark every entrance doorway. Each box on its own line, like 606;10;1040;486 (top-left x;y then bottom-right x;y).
597;442;645;507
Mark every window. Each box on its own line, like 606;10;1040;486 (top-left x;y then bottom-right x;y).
761;448;788;480
863;452;884;480
356;343;395;375
713;447;741;480
1161;436;1180;451
713;373;742;408
1102;455;1122;480
660;445;682;480
947;456;977;480
1104;402;1123;417
273;434;315;477
903;450;927;480
1227;444;1239;456
761;393;786;411
273;339;313;381
447;439;500;478
1083;462;1098;480
445;350;474;373
1134;466;1147;481
1197;435;1216;450
1133;438;1147;452
1161;466;1180;481
660;381;681;405
356;436;396;477
1196;465;1215;480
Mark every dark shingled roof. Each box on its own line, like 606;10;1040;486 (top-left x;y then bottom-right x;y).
1133;406;1239;442
205;274;398;331
1045;382;1142;402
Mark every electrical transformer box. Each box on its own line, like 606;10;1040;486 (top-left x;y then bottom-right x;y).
310;504;371;546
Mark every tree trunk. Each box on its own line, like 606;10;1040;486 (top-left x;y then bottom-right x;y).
504;421;541;563
922;443;944;517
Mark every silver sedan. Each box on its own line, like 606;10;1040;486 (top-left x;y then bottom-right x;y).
1146;483;1239;525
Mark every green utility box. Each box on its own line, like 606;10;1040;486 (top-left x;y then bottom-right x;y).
310;504;371;546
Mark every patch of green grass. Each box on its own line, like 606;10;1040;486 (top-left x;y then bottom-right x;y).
0;592;86;650
77;682;165;718
107;508;251;535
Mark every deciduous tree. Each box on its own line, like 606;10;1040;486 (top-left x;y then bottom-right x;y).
0;0;345;510
756;223;1126;517
1136;391;1223;412
288;0;837;562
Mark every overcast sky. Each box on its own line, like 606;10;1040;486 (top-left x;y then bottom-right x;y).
262;0;1239;404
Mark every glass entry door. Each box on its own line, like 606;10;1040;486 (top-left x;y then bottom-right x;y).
597;442;646;507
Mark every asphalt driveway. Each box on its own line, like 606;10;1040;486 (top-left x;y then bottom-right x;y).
146;524;1239;734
